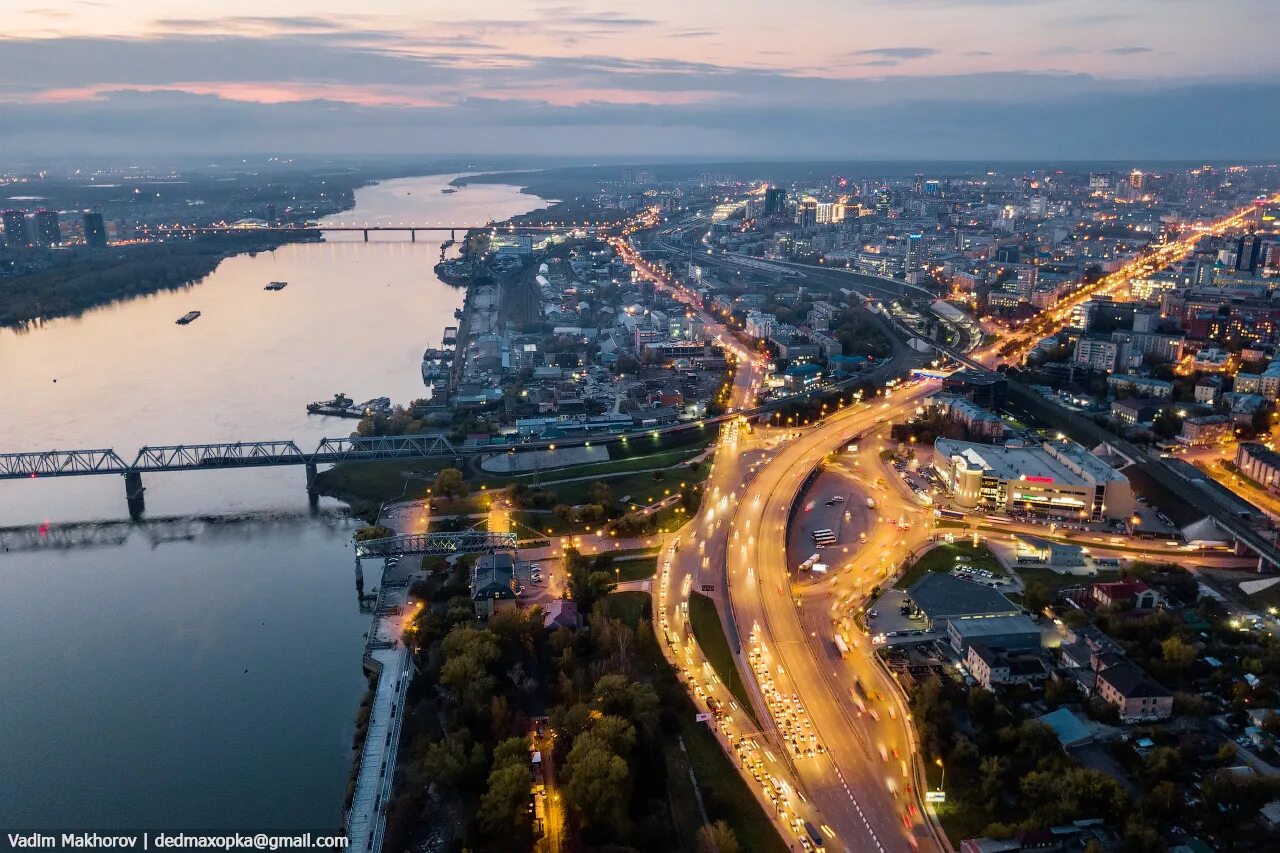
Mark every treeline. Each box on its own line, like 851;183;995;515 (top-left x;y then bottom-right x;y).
0;232;317;326
384;551;760;852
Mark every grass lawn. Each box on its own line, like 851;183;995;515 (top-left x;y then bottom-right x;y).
484;444;711;489
677;714;789;853
688;592;759;728
314;458;449;506
614;556;659;582
1010;565;1093;597
554;462;710;507
602;591;652;627
896;541;1002;589
626;591;788;853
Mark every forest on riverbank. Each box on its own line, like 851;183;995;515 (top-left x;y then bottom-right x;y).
0;232;319;326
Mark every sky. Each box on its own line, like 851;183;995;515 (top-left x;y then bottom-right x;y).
2;0;1279;163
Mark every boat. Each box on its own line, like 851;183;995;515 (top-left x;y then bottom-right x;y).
175;311;201;325
264;281;288;291
442;326;458;345
441;188;457;194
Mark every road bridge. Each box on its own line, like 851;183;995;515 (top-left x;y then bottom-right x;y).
135;222;612;243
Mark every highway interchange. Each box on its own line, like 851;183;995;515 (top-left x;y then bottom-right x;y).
608;199;1276;852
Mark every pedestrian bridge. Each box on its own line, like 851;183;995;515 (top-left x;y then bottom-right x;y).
354;531;517;559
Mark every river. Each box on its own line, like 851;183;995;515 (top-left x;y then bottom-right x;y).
0;174;545;829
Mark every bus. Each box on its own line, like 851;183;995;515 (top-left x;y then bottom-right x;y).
798;554;820;572
833;633;849;656
936;508;964;521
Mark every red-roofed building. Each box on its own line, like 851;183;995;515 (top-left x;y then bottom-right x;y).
1090;580;1162;610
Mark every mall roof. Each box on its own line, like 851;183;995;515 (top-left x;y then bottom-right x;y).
935;438;1125;486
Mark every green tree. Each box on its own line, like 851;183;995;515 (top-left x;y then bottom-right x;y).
433;467;468;498
563;733;629;831
1161;635;1197;669
354;524;394;542
586;480;615;506
420;729;487;791
440;625;501;711
478;763;533;842
1022;581;1051;615
696;820;741;853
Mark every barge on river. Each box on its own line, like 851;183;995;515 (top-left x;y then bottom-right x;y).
175;311;202;325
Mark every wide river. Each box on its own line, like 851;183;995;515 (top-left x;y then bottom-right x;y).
0;175;544;829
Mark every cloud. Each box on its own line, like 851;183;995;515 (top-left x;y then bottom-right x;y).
1105;46;1152;55
849;47;939;60
4;79;1278;163
670;29;715;39
963;50;995;57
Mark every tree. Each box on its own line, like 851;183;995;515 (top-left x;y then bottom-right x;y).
586;480;614;507
696;821;740;853
563;733;629;831
420;729;488;792
1023;581;1051;615
434;467;467;498
478;763;533;842
354;524;394;542
1161;635;1197;669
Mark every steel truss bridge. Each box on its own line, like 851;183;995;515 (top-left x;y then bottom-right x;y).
354;531;517;559
0;434;460;480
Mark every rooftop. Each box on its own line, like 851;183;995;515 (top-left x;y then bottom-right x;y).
935;438;1126;486
907;572;1021;620
949;613;1042;639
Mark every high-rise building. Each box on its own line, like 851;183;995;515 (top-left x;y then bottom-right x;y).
795;197;818;228
912;173;924;193
875;188;891;216
2;209;30;248
905;233;923;271
265;203;277;226
31;209;61;247
1236;234;1262;272
1129;170;1145;191
83;211;108;247
763;186;786;216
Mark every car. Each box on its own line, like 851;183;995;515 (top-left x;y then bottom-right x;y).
868;609;879;618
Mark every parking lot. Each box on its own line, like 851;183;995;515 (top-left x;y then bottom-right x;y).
864;588;941;646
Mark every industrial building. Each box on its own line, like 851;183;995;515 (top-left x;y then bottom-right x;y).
933;437;1135;521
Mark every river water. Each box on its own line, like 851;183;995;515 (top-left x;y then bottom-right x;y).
0;175;544;829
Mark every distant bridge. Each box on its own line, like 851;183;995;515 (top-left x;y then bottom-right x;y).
135;221;621;243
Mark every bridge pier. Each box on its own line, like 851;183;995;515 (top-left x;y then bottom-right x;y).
305;462;318;493
123;471;145;520
363;229;369;242
450;229;456;241
410;230;416;243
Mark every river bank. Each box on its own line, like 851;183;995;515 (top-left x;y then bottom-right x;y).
0;174;548;831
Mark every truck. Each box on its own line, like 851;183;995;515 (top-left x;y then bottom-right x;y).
866;497;877;510
804;822;825;848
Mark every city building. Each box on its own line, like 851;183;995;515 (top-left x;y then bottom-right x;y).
1178;414;1232;446
950;616;1043;656
1095;662;1173;723
927;394;1009;441
2;209;30;248
965;644;1049;690
933;438;1135;520
1237;442;1280;492
1090;581;1163;610
31;209;61;247
1074;336;1120;372
470;553;519;618
82;211;108;247
906;572;1021;633
941;369;1008;411
1106;374;1173;399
